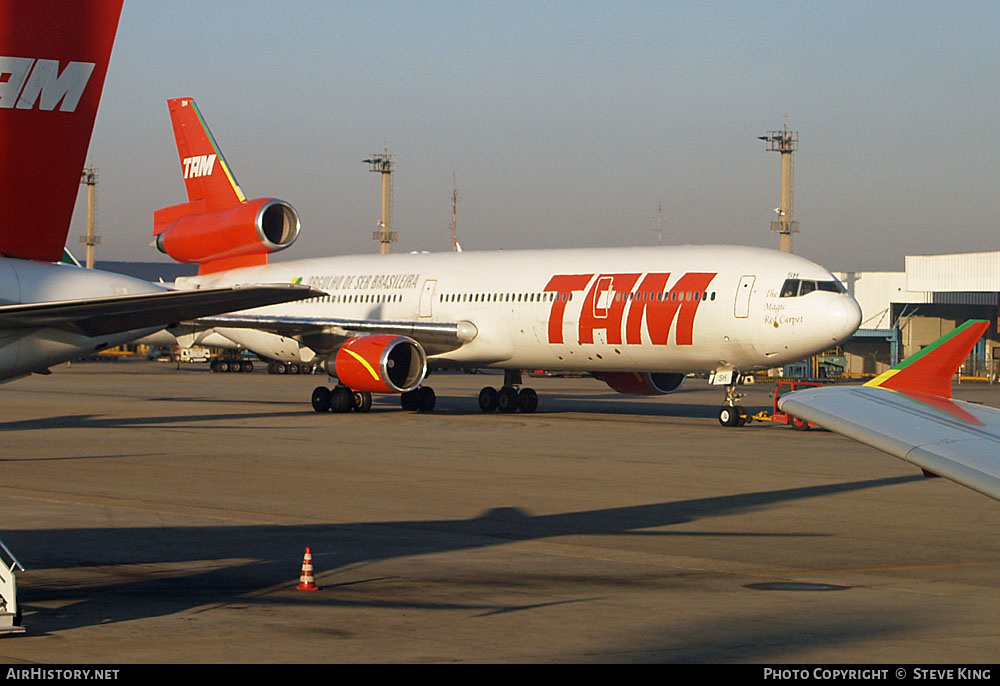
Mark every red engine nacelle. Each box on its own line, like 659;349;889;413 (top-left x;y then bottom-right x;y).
600;372;686;395
326;335;427;394
153;197;299;274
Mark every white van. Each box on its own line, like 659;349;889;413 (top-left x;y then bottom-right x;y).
178;348;211;363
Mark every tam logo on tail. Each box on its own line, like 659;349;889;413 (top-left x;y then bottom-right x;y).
0;57;95;112
183;154;217;179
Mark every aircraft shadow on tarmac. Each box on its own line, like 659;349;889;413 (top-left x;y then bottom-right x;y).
2;475;921;637
0;396;763;427
0;410;313;432
365;390;763;419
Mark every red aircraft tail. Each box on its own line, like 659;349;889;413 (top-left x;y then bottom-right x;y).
0;0;123;263
153;98;299;274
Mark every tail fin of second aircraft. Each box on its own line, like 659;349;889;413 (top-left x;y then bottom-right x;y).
164;97;247;212
0;0;124;263
153;98;299;275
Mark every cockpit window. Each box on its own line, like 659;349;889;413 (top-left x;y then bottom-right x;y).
817;279;846;293
780;279;800;297
779;278;847;297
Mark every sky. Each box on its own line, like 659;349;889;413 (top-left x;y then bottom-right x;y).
74;1;1000;272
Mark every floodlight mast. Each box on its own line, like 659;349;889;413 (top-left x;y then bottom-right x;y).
364;150;397;254
759;125;799;253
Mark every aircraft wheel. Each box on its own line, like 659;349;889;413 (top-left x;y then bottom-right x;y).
331;386;353;413
289;364;300;375
311;386;331;413
497;386;519;413
791;416;811;431
275;363;287;374
231;361;242;373
242;361;254;373
352;390;373;413
401;389;419;411
718;406;739;427
417;386;436;412
217;360;230;373
517;387;538;413
478;386;499;412
736;405;749;426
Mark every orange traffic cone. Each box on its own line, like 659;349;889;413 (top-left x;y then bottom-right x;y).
296;546;319;591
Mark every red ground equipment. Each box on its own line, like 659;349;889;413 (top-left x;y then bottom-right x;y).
771;380;824;430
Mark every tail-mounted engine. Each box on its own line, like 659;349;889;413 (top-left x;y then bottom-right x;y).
599;372;686;395
326;335;427;394
153;198;299;274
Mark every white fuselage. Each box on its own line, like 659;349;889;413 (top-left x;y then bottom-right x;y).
0;258;164;382
178;245;861;374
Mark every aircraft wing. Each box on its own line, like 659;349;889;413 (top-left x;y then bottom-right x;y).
0;284;321;338
778;320;1000;501
194;313;479;356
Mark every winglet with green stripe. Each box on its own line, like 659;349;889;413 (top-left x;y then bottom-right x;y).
865;319;990;398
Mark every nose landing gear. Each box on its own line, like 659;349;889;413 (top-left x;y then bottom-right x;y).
717;372;751;427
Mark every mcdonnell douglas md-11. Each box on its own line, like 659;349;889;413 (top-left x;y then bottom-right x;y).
153;98;862;426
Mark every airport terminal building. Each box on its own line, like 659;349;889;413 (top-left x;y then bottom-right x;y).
836;250;1000;379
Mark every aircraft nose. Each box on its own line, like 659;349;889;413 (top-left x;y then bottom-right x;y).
828;295;862;342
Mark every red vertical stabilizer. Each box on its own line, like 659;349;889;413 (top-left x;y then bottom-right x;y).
0;0;124;262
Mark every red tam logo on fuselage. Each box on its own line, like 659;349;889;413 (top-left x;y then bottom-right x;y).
0;57;95;112
543;272;717;346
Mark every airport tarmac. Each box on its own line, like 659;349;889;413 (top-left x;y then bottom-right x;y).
1;360;999;664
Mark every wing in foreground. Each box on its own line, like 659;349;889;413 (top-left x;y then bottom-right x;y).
0;284;320;337
778;320;1000;501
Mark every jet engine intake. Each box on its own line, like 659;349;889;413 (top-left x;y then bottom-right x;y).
326;335;427;394
599;372;686;395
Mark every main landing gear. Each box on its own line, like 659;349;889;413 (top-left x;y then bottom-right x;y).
718;373;751;427
478;370;538;414
310;385;436;413
311;385;372;413
210;358;253;373
268;361;315;375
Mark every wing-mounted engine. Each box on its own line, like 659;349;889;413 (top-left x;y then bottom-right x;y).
153;198;299;275
326;334;427;394
599;372;686;395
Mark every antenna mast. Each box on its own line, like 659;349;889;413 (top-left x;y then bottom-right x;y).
451;172;460;252
652;200;664;245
